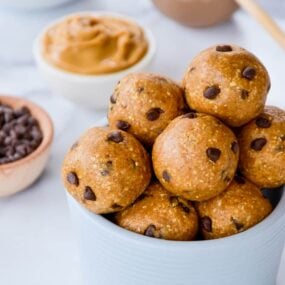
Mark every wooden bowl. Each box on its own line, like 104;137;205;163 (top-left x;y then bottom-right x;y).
0;95;54;197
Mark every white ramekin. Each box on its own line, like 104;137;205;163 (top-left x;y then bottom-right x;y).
33;12;156;109
66;186;285;285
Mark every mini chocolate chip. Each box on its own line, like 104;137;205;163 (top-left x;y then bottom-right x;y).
137;86;144;93
281;135;285;141
111;203;122;209
67;172;79;186
162;170;171;182
107;131;124;143
256;117;271;128
146;108;164;121
144;224;157;237
116;120;130;131
241;89;249;100
231;217;244;231
251;138;267;151
169;196;179;207
242;67;256;80
216;45;232;52
190;67;196;72
201;216;212;232
84;186;96;201
110;94;116;104
231;141;238;154
71;141;78;150
235;175;246;184
206;148;221;162
183;112;197;119
203;86;220;100
100;169;109;176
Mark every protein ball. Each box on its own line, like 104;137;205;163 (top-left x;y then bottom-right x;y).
196;177;272;239
238;106;285;188
183;44;270;127
108;73;187;146
115;182;198;241
152;113;239;201
62;127;151;214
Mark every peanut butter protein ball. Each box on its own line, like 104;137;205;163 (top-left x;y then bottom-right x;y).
115;182;198;241
62;127;151;214
238;106;285;188
183;44;270;127
108;73;187;146
196;176;272;239
152;113;239;201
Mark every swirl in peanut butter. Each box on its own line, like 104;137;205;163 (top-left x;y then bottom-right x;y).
42;15;148;75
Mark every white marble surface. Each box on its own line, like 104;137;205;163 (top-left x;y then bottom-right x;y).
0;1;284;284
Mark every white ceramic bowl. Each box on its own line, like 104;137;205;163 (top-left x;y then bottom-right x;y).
33;12;156;109
67;186;285;285
0;95;54;197
0;0;73;10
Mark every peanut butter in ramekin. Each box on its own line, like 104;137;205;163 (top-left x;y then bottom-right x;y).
42;15;148;75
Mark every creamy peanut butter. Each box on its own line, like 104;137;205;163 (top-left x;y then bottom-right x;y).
42;15;148;75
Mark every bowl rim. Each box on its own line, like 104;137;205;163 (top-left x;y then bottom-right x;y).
67;186;285;249
33;11;156;82
0;95;54;170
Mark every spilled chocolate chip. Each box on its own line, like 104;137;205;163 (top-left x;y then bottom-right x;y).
144;224;157;237
84;186;96;201
234;175;246;185
216;45;232;52
250;138;267;151
206;148;221;162
67;172;79;186
183;112;197;119
162;170;171;182
116;120;130;131
256;116;271;128
107;131;124;143
231;141;239;154
203;86;220;100
146;108;164;121
201;216;212;232
110;94;116;104
242;67;256;80
231;217;244;231
241;89;249;100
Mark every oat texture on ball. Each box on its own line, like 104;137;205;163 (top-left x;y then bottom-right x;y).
238;106;285;188
183;44;270;127
108;73;187;146
152;113;239;201
196;176;272;239
62;127;151;214
115;182;198;241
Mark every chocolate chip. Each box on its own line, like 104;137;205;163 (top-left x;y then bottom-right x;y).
71;141;78;150
183;112;197;119
137;86;144;93
250;138;267;151
169;196;179;207
110;94;116;104
234;175;246;184
216;45;232;52
146;108;164;121
144;224;157;237
201;216;212;232
231;217;244;231
241;89;249;100
203;86;220;99
84;186;96;201
116;120;130;131
281;135;285;141
242;67;256;80
67;172;79;186
162;170;171;182
107;131;124;143
231;141;238;154
206;148;221;162
100;169;109;176
111;203;123;209
256;117;271;128
190;67;196;72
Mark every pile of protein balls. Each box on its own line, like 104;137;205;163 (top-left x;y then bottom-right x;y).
62;44;285;241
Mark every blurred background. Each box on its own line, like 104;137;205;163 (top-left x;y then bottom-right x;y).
0;0;284;284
